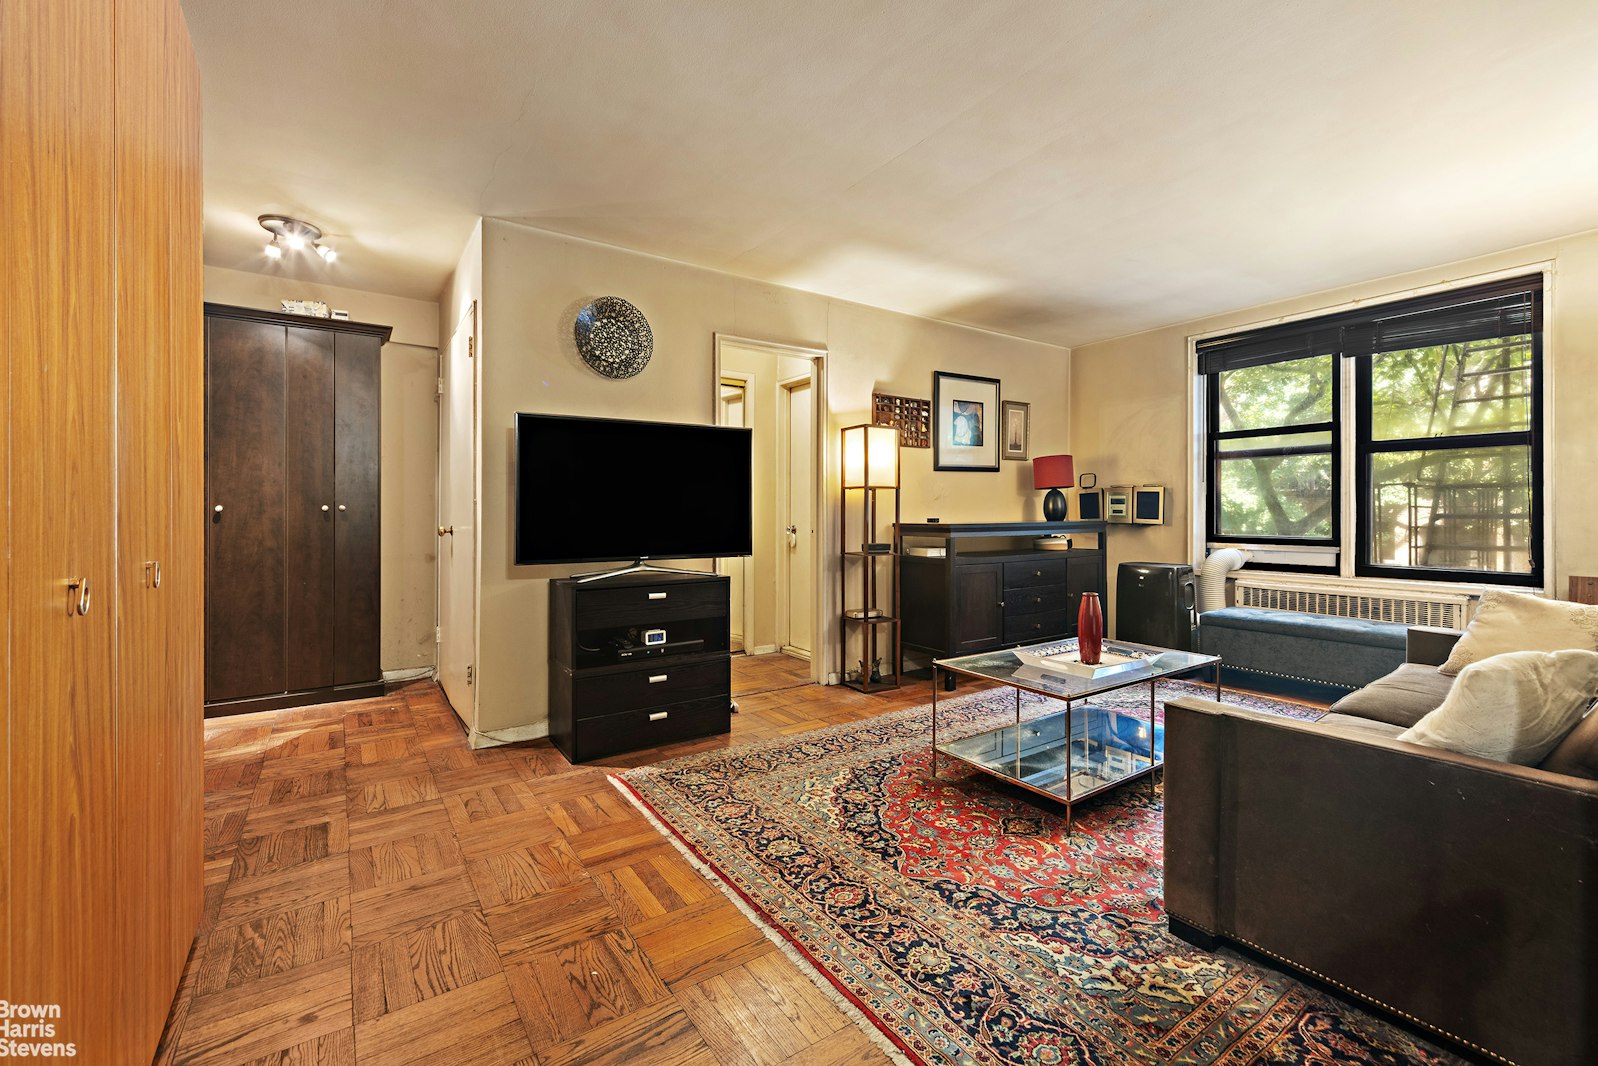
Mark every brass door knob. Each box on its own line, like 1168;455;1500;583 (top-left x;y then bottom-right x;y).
437;525;454;537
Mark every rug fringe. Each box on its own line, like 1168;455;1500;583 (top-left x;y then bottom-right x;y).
608;774;918;1066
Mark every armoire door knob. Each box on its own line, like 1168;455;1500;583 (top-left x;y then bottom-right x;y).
321;504;330;513
67;578;90;616
144;561;161;589
337;504;347;512
213;504;223;513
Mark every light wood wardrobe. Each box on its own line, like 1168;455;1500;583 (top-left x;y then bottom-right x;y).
0;0;204;1062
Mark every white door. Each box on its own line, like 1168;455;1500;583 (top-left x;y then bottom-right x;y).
779;378;814;659
718;381;748;652
439;305;478;725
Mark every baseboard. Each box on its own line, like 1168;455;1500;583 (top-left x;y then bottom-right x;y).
204;681;386;717
747;644;779;656
382;666;435;684
467;721;550;749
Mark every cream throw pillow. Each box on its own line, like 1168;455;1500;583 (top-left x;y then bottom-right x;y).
1398;649;1598;765
1440;590;1598;676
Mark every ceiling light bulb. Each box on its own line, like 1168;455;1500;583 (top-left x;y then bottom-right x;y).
286;234;305;251
316;244;336;262
264;241;282;260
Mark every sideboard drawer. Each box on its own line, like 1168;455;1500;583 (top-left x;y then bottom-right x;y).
1004;584;1067;616
1004;558;1068;590
572;658;729;720
1004;609;1069;645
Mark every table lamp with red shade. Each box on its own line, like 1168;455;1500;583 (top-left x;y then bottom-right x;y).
1032;454;1074;521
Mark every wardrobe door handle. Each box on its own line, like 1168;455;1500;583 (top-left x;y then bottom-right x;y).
145;561;161;589
213;504;223;513
322;505;330;513
337;504;347;512
67;578;91;616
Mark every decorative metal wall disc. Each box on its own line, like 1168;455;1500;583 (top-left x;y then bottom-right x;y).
574;296;653;379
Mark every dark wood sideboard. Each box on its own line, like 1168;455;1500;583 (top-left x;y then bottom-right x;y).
898;522;1109;677
549;570;733;762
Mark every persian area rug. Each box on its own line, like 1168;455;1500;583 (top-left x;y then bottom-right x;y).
613;679;1464;1066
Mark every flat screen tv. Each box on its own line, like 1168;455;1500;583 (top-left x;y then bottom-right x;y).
515;413;753;565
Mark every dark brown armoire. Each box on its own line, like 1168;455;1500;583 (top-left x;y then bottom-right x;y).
204;303;393;715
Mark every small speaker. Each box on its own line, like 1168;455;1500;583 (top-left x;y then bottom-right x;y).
1132;485;1166;525
1069;488;1105;522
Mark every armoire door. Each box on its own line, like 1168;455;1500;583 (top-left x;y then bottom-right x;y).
3;0;120;1051
334;330;382;685
206;316;287;701
113;0;200;1053
285;326;336;690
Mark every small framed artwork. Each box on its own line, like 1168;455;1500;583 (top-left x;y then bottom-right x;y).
1001;400;1030;461
932;371;1000;471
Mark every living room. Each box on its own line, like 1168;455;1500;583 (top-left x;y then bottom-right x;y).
3;2;1596;1065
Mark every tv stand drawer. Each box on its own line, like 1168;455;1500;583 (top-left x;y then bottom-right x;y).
573;658;729;720
570;695;732;762
576;579;727;627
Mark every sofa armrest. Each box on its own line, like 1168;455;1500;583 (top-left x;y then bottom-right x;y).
1164;696;1598;1066
1405;624;1462;666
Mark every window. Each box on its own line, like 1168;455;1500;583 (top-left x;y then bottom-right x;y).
1201;275;1543;585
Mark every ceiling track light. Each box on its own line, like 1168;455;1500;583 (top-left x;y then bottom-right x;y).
259;214;338;264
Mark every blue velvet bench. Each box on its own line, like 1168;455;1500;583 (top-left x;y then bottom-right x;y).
1196;607;1408;697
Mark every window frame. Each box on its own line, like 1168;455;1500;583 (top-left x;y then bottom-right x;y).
1200;275;1545;587
1204;359;1341;558
1352;330;1543;586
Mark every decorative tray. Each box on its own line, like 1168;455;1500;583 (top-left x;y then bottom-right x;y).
1013;643;1146;679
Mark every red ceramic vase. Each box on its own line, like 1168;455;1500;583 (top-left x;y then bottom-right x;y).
1077;591;1104;665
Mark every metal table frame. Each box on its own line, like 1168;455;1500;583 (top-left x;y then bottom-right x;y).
930;641;1221;829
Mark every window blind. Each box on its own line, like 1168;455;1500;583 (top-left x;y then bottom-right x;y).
1197;274;1542;375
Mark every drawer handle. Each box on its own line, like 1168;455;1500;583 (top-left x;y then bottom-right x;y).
648;674;668;684
648;711;669;722
1034;569;1042;577
648;592;667;600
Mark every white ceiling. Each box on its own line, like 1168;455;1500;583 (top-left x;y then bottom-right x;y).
186;0;1598;348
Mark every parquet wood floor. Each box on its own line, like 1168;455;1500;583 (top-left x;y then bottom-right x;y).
730;652;815;698
159;663;956;1066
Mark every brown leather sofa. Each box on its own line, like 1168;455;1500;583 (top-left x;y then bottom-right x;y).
1164;626;1598;1066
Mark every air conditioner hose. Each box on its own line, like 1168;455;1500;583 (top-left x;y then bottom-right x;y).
1198;548;1250;614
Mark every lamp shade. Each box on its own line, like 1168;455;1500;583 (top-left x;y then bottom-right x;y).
1033;454;1075;490
843;424;899;487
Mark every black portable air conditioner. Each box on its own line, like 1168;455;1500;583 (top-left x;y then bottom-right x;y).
1116;562;1197;650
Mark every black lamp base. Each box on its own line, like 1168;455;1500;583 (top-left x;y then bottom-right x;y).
1043;487;1067;521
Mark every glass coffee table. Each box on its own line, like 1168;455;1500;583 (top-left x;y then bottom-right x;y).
931;638;1220;828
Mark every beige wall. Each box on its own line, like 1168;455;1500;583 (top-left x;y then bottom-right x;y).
1070;229;1598;633
203;266;441;674
458;219;1072;738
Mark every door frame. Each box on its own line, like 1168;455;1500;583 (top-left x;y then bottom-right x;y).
438;301;480;729
716;372;757;653
776;371;814;661
711;334;831;685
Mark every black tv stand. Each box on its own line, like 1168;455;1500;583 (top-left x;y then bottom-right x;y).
549;570;732;762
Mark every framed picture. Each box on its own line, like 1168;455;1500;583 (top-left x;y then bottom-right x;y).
1001;400;1030;461
932;371;1000;471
